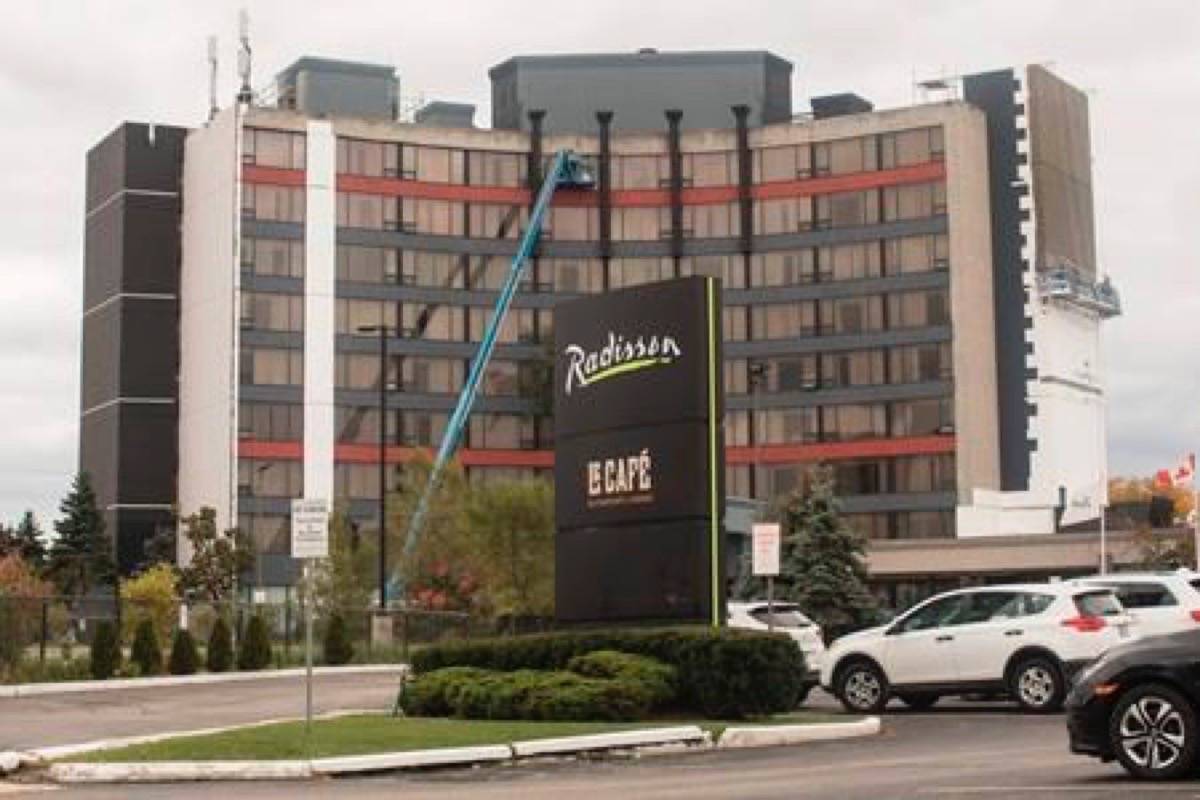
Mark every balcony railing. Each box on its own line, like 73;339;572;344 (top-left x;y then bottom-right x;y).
1037;266;1121;318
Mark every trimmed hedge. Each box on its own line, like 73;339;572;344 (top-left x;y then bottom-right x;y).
238;615;272;671
131;618;163;676
168;629;198;675
566;650;675;708
207;617;233;673
90;620;121;679
323;613;354;666
412;628;805;718
402;666;656;721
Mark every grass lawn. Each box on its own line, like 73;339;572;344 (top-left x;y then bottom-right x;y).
77;711;855;763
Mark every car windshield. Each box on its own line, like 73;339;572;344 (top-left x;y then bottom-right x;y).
1074;590;1123;618
748;607;811;628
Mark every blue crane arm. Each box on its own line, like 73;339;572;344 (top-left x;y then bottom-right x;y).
394;149;593;594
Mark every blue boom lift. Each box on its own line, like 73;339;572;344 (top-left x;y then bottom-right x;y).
394;149;595;598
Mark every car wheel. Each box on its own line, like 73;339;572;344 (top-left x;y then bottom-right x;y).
836;660;889;713
1109;683;1198;781
1010;656;1065;713
898;692;939;710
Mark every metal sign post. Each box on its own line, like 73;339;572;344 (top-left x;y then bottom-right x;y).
291;499;329;744
752;523;781;633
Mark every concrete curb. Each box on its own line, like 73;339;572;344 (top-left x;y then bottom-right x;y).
311;745;512;775
49;761;312;783
38;718;877;784
717;716;881;749
0;664;406;700
511;726;707;758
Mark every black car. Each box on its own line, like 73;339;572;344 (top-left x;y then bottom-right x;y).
1067;628;1200;780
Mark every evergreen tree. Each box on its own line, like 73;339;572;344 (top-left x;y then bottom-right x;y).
168;628;199;675
131;618;163;676
89;620;121;679
207;616;233;673
322;612;354;666
237;614;272;671
48;473;115;597
13;511;46;571
0;523;14;558
776;465;878;638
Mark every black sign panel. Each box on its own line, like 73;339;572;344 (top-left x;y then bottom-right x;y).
554;278;711;438
555;422;710;530
554;277;724;624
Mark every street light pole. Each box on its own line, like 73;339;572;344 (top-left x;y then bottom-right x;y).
357;324;392;610
749;361;769;500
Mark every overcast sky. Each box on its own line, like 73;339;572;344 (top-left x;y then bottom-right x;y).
1;0;1197;530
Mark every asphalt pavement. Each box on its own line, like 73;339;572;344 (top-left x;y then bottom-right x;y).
0;672;401;751
4;685;1200;798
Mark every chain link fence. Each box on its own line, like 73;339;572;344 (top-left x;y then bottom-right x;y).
0;591;496;683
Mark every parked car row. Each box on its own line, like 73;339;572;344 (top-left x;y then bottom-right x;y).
730;569;1200;780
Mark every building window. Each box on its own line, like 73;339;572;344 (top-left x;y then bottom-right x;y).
752;302;819;340
542;258;603;293
894;510;955;539
468;307;538;343
891;398;954;436
813;136;878;176
884;234;949;274
467;151;525;187
243;185;304;223
822;404;887;441
723;306;748;342
241;348;303;386
469;414;535;449
613;155;668;190
243;129;306;170
406;145;466;183
545;206;598;241
755;197;814;235
882;183;947;221
609;258;673;289
725;410;749;446
238;402;303;440
756;408;820;444
336;138;399;177
894;454;957;493
685;203;740;238
822;350;886;387
750;251;816;287
816;190;879;229
824;243;882;282
880;127;945;169
240;292;303;332
334;463;382;499
890;343;953;384
242;238;304;278
682;151;736;187
612;208;662;241
887;290;950;329
238;513;291;554
829;296;884;335
754;145;812;182
238;459;303;498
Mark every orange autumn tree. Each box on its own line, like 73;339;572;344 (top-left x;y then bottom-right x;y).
0;554;53;674
1108;476;1195;522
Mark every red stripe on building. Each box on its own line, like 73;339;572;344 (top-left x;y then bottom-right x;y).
239;435;954;467
726;435;956;465
329;161;945;208
752;161;946;201
242;165;306;187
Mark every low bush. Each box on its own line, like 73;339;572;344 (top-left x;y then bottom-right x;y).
131;618;163;676
168;629;198;675
207;617;233;673
90;620;121;679
566;650;676;709
323;613;354;666
401;666;653;721
238;615;272;671
412;627;804;718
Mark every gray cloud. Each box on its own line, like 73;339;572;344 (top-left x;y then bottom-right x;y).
0;0;1195;528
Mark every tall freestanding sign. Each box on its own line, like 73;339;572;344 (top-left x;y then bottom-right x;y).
554;276;725;624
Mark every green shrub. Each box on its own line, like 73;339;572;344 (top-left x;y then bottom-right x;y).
89;620;122;679
323;613;354;666
168;629;198;675
237;615;272;671
412;627;804;718
130;618;163;676
207;617;233;673
402;666;651;721
567;650;676;708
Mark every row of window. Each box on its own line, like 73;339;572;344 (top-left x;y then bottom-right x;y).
284;127;943;188
725;343;953;394
324;183;946;238
725;397;955;446
725;289;949;341
242;235;948;292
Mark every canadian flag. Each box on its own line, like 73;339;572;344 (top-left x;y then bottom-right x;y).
1156;454;1196;489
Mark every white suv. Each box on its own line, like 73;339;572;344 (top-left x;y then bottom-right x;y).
1076;570;1200;638
821;583;1134;713
728;601;826;700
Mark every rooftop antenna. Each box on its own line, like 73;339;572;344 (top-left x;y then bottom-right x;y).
207;35;219;120
236;9;253;105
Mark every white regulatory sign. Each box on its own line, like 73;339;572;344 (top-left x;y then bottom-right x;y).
291;498;330;560
752;522;781;577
